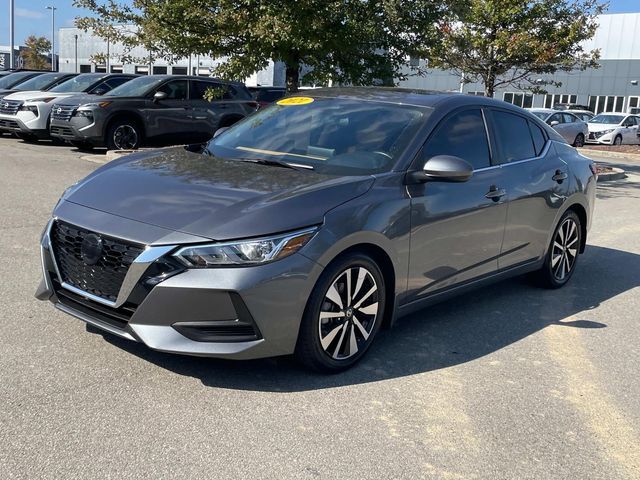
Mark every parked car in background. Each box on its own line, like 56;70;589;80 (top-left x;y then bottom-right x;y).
248;86;286;107
0;71;46;96
0;72;77;101
565;109;594;122
0;73;136;141
527;108;588;147
37;89;596;372
586;113;640;145
49;75;258;150
553;103;592;112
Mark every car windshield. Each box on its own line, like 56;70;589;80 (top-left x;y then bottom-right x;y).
0;72;40;89
530;111;551;121
49;74;103;93
105;76;166;97
206;96;430;175
12;73;71;91
590;114;624;124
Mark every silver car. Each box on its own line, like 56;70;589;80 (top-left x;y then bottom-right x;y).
37;89;597;372
528;108;589;147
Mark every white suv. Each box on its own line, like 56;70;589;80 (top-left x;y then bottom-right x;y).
0;73;135;141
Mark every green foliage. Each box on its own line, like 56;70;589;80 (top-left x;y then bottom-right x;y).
22;35;52;70
202;86;227;102
421;0;606;96
73;0;448;91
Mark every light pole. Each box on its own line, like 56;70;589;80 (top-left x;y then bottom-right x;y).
9;0;15;69
74;34;78;73
46;6;57;71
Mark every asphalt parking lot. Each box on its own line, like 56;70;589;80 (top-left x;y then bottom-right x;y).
1;137;639;480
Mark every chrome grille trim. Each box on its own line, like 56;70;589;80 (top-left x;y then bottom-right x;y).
0;100;22;115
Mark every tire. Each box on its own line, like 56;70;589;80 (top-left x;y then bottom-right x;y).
106;118;142;150
613;135;623;146
70;141;94;151
15;132;38;142
573;133;585;148
536;210;582;289
295;253;386;373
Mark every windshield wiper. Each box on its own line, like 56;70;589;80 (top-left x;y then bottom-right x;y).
229;157;314;171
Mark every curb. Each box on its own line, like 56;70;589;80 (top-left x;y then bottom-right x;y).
597;168;627;182
578;148;640;161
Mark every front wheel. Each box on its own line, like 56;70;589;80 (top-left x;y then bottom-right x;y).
613;135;623;146
295;253;386;372
106;119;142;150
536;210;582;289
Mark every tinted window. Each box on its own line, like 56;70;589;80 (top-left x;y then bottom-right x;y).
528;121;546;156
207;97;430;176
548;113;563;124
105;77;132;89
492;111;536;163
190;80;217;100
255;89;286;102
157;80;188;100
422;109;490;170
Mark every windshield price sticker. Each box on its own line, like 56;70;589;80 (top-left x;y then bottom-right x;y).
277;97;314;106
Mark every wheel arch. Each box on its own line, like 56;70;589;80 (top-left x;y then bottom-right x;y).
317;242;397;330
105;111;146;140
565;203;588;254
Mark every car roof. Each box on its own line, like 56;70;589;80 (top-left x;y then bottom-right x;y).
528;108;556;113
146;74;245;86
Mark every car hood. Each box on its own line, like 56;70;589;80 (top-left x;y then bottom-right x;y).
588;123;619;132
2;90;76;102
61;147;375;240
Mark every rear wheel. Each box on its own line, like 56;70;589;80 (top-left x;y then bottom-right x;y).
106;118;142;150
295;253;385;372
537;210;582;289
613;135;623;146
573;133;585;148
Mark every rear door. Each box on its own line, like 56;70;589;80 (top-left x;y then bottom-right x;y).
487;109;570;269
405;108;508;303
548;112;573;144
622;116;640;144
190;79;222;141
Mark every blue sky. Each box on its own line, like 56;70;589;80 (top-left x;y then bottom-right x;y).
2;0;640;47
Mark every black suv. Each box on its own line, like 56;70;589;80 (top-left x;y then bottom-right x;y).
49;75;258;150
248;86;286;107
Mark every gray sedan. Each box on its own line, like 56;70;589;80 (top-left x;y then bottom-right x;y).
528;108;589;147
36;89;597;372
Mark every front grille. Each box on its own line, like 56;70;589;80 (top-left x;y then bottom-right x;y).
51;104;76;121
0;119;20;130
50;221;145;302
50;125;74;137
0;100;21;115
52;278;135;330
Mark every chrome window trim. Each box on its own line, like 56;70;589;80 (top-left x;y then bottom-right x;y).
46;218;177;308
473;139;552;173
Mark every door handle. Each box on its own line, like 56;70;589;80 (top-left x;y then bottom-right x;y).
552;170;568;183
485;186;506;201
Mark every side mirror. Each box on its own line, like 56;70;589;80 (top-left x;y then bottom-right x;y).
408;155;474;183
549;120;560;127
153;91;168;102
213;127;229;138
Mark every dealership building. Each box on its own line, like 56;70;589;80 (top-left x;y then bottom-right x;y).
56;12;640;112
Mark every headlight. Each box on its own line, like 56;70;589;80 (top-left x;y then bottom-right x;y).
75;101;111;110
73;109;94;119
19;105;38;116
173;227;318;267
597;129;615;136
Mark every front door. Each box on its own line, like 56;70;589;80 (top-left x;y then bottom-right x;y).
405;108;508;304
145;79;193;143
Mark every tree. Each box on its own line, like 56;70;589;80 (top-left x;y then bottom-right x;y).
74;0;448;91
22;35;52;70
421;0;605;97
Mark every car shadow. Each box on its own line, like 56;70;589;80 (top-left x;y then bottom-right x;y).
94;245;638;392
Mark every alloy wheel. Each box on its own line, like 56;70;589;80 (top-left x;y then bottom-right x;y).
551;217;579;281
113;125;139;150
318;266;379;360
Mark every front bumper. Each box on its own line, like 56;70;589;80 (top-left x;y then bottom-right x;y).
49;114;104;146
0;112;49;138
37;214;323;360
586;131;614;144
